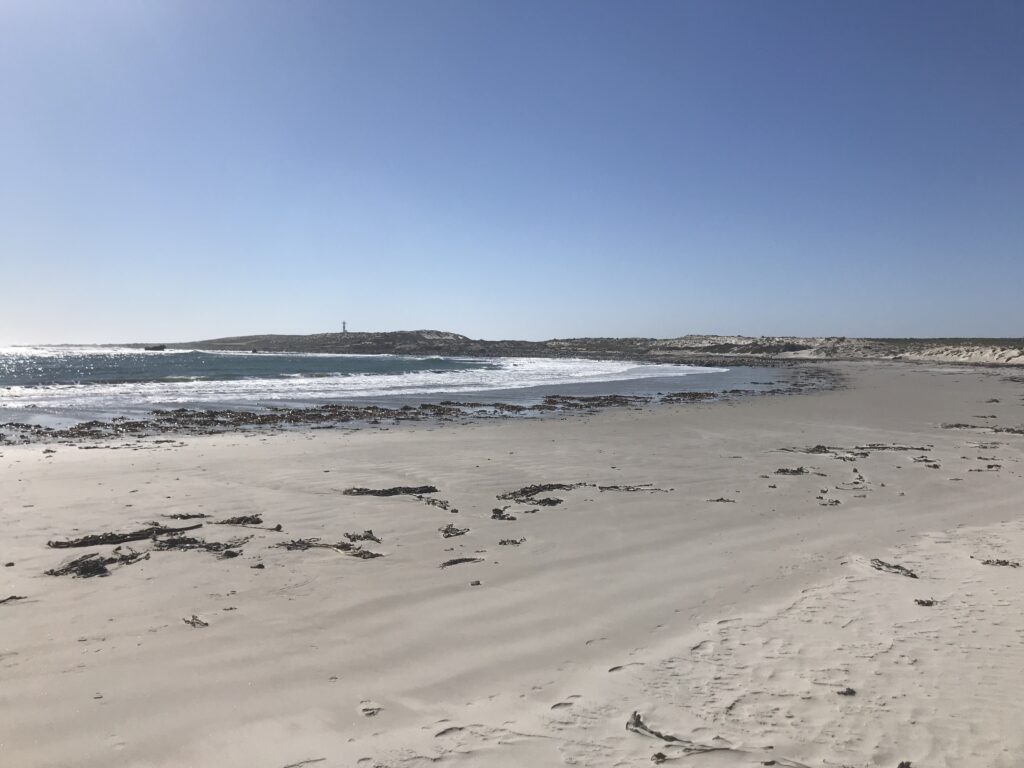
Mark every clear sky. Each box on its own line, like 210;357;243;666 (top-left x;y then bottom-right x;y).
1;0;1021;344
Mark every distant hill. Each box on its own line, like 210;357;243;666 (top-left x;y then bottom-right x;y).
143;330;1024;366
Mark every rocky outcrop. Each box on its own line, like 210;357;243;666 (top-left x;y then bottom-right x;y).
129;330;1024;366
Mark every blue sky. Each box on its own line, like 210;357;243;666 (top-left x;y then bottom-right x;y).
1;0;1021;343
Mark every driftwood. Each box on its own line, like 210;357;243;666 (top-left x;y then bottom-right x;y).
855;443;932;451
870;559;919;578
343;485;438;496
48;523;202;549
0;595;27;605
440;557;483;568
46;548;149;578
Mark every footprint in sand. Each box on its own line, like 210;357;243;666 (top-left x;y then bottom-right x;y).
359;700;382;717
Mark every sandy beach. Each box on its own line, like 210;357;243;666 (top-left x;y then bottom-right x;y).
2;361;1023;768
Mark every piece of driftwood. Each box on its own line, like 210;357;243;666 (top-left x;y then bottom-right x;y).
870;559;918;578
48;523;202;549
343;485;438;496
440;557;483;568
0;595;27;604
280;759;326;768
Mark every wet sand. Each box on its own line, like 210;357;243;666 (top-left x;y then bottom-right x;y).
2;361;1023;767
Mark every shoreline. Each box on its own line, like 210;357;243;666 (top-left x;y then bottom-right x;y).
2;360;1022;767
0;362;840;445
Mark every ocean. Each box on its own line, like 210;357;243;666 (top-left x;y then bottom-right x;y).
0;346;796;427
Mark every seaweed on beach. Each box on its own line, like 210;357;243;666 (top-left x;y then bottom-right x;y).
499;538;525;546
0;595;27;605
496;482;589;507
491;507;517;521
439;523;468;538
625;711;729;755
344;530;382;543
46;548;149;578
275;538;382;559
660;391;717;403
153;535;250;557
416;495;458;513
707;497;736;503
541;394;649;409
870;558;918;578
343;485;438;496
774;467;809;476
214;515;263;526
162;513;211;520
47;523;202;549
977;558;1020;568
598;484;670;493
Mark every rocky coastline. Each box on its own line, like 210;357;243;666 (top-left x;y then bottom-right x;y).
130;330;1024;367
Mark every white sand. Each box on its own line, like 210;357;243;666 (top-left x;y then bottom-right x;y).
2;362;1022;767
